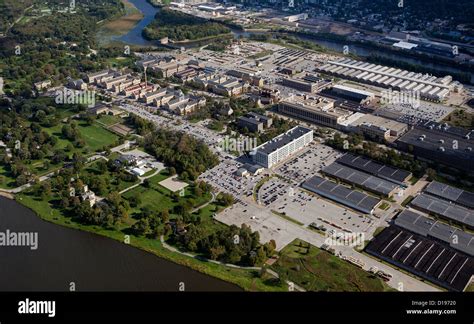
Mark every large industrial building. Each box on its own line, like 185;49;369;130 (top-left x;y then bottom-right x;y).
331;84;375;103
282;77;319;93
410;193;474;230
316;58;457;102
322;162;399;197
396;121;474;173
366;223;474;291
251;126;313;168
302;175;381;214
394;209;474;257
336;153;412;186
424;181;474;210
347;114;409;141
277;95;355;129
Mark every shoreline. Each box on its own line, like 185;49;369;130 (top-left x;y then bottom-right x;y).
96;0;146;45
13;193;283;292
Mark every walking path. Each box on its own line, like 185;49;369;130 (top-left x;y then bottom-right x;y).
159;235;306;292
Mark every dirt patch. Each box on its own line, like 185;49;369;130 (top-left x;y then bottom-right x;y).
102;13;143;34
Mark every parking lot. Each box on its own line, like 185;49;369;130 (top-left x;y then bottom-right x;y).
274;143;341;184
256;174;376;234
199;160;266;199
380;101;453;124
216;200;318;251
258;178;292;205
270;187;375;234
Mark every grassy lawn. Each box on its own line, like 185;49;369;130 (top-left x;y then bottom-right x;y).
0;165;17;189
443;109;474;129
248;49;273;59
77;122;119;151
122;171;210;218
146;169;171;185
97;114;123;126
271;239;393;292
16;191;285;292
43;120;118;153
409;176;419;185
378;202;390;210
465;282;474;292
373;226;386;237
192;203;227;235
123;184;176;215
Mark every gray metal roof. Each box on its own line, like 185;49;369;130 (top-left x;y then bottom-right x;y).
410;194;474;228
322;162;398;196
395;209;474;256
302;175;380;214
424;181;474;209
337;153;411;184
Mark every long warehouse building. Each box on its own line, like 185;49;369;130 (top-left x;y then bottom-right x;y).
410;193;474;230
322;162;399;197
316;58;457;102
302;175;381;214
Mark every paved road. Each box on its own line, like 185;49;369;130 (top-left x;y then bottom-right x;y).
217;202;439;292
117;96;439;292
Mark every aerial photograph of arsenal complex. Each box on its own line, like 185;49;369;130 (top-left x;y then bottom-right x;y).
1;0;474;310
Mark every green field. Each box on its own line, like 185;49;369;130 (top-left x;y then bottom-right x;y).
97;114;123;126
192;202;227;235
271;239;393;292
0;116;120;189
401;195;414;207
43;121;119;152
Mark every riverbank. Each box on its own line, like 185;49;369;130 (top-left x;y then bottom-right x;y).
15;193;284;292
96;0;144;45
0;196;241;291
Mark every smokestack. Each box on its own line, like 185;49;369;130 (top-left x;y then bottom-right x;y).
144;66;148;88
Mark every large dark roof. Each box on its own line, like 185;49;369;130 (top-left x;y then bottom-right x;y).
410;194;474;228
337;153;411;184
302;175;380;214
395;209;474;256
424;181;474;210
366;225;474;291
322;162;398;196
422;121;473;138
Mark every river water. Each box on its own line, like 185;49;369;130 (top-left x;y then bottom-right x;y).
119;0;472;83
115;0;160;46
0;197;241;291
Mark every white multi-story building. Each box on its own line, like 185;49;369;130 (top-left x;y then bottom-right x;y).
251;126;313;168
